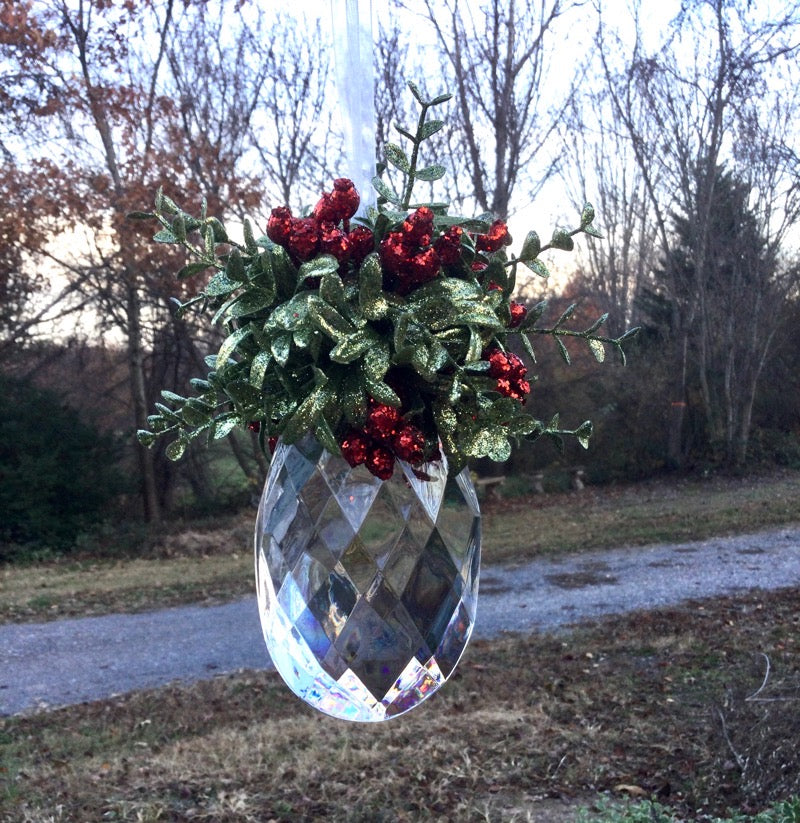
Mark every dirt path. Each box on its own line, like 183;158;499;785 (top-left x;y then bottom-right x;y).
2;525;799;716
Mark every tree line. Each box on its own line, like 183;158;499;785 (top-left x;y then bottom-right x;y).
1;0;799;546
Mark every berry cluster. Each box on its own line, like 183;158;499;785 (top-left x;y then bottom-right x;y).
486;349;531;403
266;178;374;268
340;401;433;480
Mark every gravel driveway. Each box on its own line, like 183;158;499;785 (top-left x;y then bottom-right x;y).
2;525;799;716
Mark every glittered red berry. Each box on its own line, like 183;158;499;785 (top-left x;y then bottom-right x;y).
366;444;394;479
330;178;360;221
366;403;402;441
341;431;371;467
487;348;512;378
509;301;527;327
487;280;503;292
471;261;488;273
247;420;261;433
267;206;293;246
476;219;512;253
348;226;374;267
506;352;527;380
379;231;409;275
268;436;279;453
312;192;339;223
515;379;531;400
402;206;434;247
393;424;425;464
408;247;441;285
319;221;352;263
433;225;463;265
286;217;320;261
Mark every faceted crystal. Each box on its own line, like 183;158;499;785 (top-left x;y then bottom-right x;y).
255;435;481;721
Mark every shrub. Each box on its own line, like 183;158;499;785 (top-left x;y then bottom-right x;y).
0;374;126;557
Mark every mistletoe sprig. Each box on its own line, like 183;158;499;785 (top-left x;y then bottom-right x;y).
136;83;636;479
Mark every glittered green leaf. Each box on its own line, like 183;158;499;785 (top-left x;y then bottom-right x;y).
216;326;252;369
583;224;604;238
271;334;292;366
225;247;246;281
153;229;177;244
270;246;298;298
330;329;371;363
527;259;550;279
372;175;403;206
319;269;347;314
229;289;275;317
576;420;593;449
341;370;367;424
210;414;239;440
433;402;458;433
580;203;595;228
468;429;511;462
308;297;354;340
364;342;391;382
249;350;272;388
176;261;211;280
385;143;411;173
364;371;401;407
550;229;574;252
137;429;157;447
419;119;445;139
556;337;571;365
281;383;333;443
224;379;262;407
299;254;339;281
588;339;606;363
359;255;389;320
166;438;187;461
205;272;239;297
519;231;541;262
160;390;185;404
414;164;446;182
243;218;258;254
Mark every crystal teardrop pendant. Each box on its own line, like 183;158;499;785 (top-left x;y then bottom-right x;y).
254;435;481;722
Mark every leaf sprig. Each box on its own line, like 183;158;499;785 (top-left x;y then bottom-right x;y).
135;82;638;476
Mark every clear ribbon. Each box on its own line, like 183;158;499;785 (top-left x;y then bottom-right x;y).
330;0;376;213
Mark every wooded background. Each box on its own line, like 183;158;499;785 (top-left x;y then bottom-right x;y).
2;0;799;552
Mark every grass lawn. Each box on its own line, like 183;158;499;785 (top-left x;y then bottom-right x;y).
2;587;799;821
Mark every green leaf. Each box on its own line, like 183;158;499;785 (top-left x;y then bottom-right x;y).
160;390;185;404
364;342;390;382
225;248;246;282
172;214;187;243
205;272;241;298
468;429;511;462
216;326;252;369
519;231;541;262
583;224;604;238
176;262;212;280
329;330;370;363
384;143;411;173
550;229;575;251
429;91;453;106
419;119;445;139
556;337;571;365
358;254;389;320
363;371;401;407
299;254;339;281
414;164;446;182
137;429;156;447
182;399;213;426
271;334;292;366
588;339;605;363
228;289;275;318
576;420;593;449
308;297;354;339
527;259;550;279
153;229;177;244
580;202;595;228
128;211;155;221
319;269;347;314
243;218;258;254
407;80;425;103
371;175;402;206
249;350;272;388
210;414;239;440
166;438;187;461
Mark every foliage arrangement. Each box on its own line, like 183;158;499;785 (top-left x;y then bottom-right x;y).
136;84;636;479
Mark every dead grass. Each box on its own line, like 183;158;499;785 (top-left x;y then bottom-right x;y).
2;587;798;822
2;469;799;624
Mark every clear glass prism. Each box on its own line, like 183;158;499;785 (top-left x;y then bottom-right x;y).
254;435;481;722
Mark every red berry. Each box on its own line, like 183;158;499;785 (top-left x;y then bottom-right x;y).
319;221;351;263
312;192;339;223
476;219;512;252
341;431;370;467
267;206;293;246
393;424;425;464
366;445;394;480
348;226;374;268
401;207;434;247
366;403;401;441
434;225;463;265
330;178;360;221
286;217;320;261
509;301;527;327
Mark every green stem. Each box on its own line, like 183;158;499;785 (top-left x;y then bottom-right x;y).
401;103;431;209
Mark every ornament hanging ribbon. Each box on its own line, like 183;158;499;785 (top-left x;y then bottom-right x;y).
329;0;376;214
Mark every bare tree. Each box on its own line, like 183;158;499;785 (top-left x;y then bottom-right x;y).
596;0;800;466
